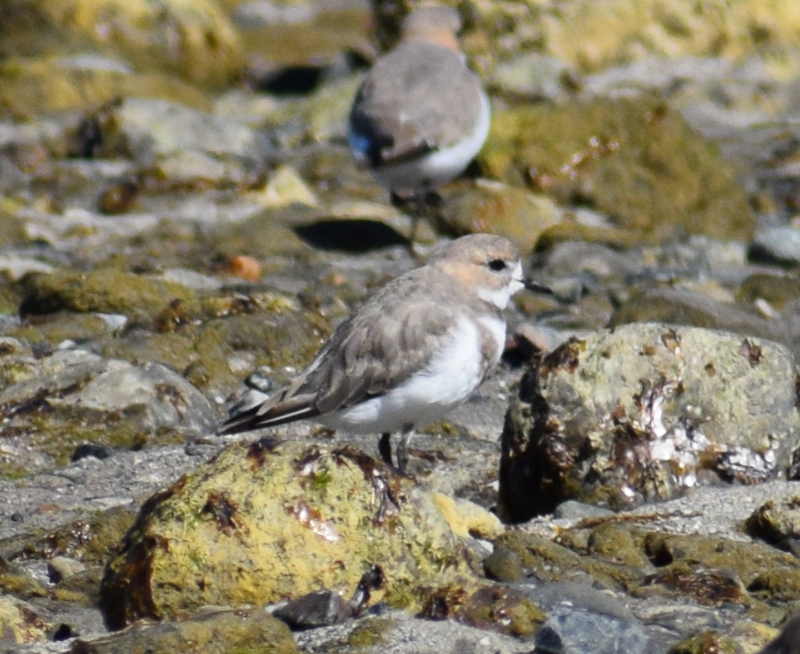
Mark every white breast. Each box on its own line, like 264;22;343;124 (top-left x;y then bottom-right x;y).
318;315;493;434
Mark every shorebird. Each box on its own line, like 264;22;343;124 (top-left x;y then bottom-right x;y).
347;6;491;209
218;234;550;472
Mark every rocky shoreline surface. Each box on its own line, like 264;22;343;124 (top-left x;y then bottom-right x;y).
3;0;800;652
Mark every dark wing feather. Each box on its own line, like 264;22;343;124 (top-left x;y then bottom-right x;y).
217;266;470;434
217;394;321;435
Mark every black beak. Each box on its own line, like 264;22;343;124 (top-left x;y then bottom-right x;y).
524;278;552;294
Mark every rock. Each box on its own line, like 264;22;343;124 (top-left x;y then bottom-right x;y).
99;290;332;399
481;96;755;244
553;501;614;521
736;273;800;312
498;324;799;521
496;525;800;633
646;530;800;609
98;439;472;629
491;53;574;101
0;347;217;471
609;287;800;360
273;591;354;631
272;565;384;630
152;149;249;186
746;498;800;556
249;165;319;209
67;607;298;654
0;0;244;89
4;507;135;566
109;98;271;167
529;582;648;654
295;612;535;654
0;57;213;118
667;630;744;654
483;546;524;582
0;595;51;646
47;556;87;583
53;566;104;606
0;556;46;599
0;255;53;281
18;268;201;325
438;180;562;254
749;226;800;267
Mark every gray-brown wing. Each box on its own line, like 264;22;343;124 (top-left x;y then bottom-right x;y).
218;268;459;434
350;42;483;167
309;288;455;414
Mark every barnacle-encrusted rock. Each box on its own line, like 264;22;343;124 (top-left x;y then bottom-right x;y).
499;323;800;522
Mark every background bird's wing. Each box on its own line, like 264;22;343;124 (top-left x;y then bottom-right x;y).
349;43;482;167
218;269;460;434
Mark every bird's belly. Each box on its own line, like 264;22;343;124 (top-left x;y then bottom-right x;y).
317;315;501;434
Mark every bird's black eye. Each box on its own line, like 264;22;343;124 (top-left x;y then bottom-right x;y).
488;259;507;271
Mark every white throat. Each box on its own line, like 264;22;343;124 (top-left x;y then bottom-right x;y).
476;261;524;309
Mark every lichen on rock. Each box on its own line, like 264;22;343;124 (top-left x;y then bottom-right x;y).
99;439;472;630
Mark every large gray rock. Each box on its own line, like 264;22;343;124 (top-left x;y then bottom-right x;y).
0;341;216;473
499;323;800;522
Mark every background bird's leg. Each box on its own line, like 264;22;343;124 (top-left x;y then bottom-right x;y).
397;425;415;472
390;190;443;250
378;432;393;467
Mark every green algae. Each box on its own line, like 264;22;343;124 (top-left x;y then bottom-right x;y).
482;96;755;245
18;269;201;325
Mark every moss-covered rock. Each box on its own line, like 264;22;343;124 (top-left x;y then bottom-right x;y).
0;58;212;119
69;607;299;654
99;439;472;629
0;348;216;472
736;273;800;311
481;97;755;245
18;269;200;325
0;0;243;89
438;181;561;254
8;506;136;566
0;556;47;599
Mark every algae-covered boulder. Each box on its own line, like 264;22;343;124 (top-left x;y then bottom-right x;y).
481;96;755;245
499;323;800;522
18;269;200;325
438;181;562;255
99;439;471;630
372;0;800;77
0;58;212;119
69;608;299;654
0;0;243;89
